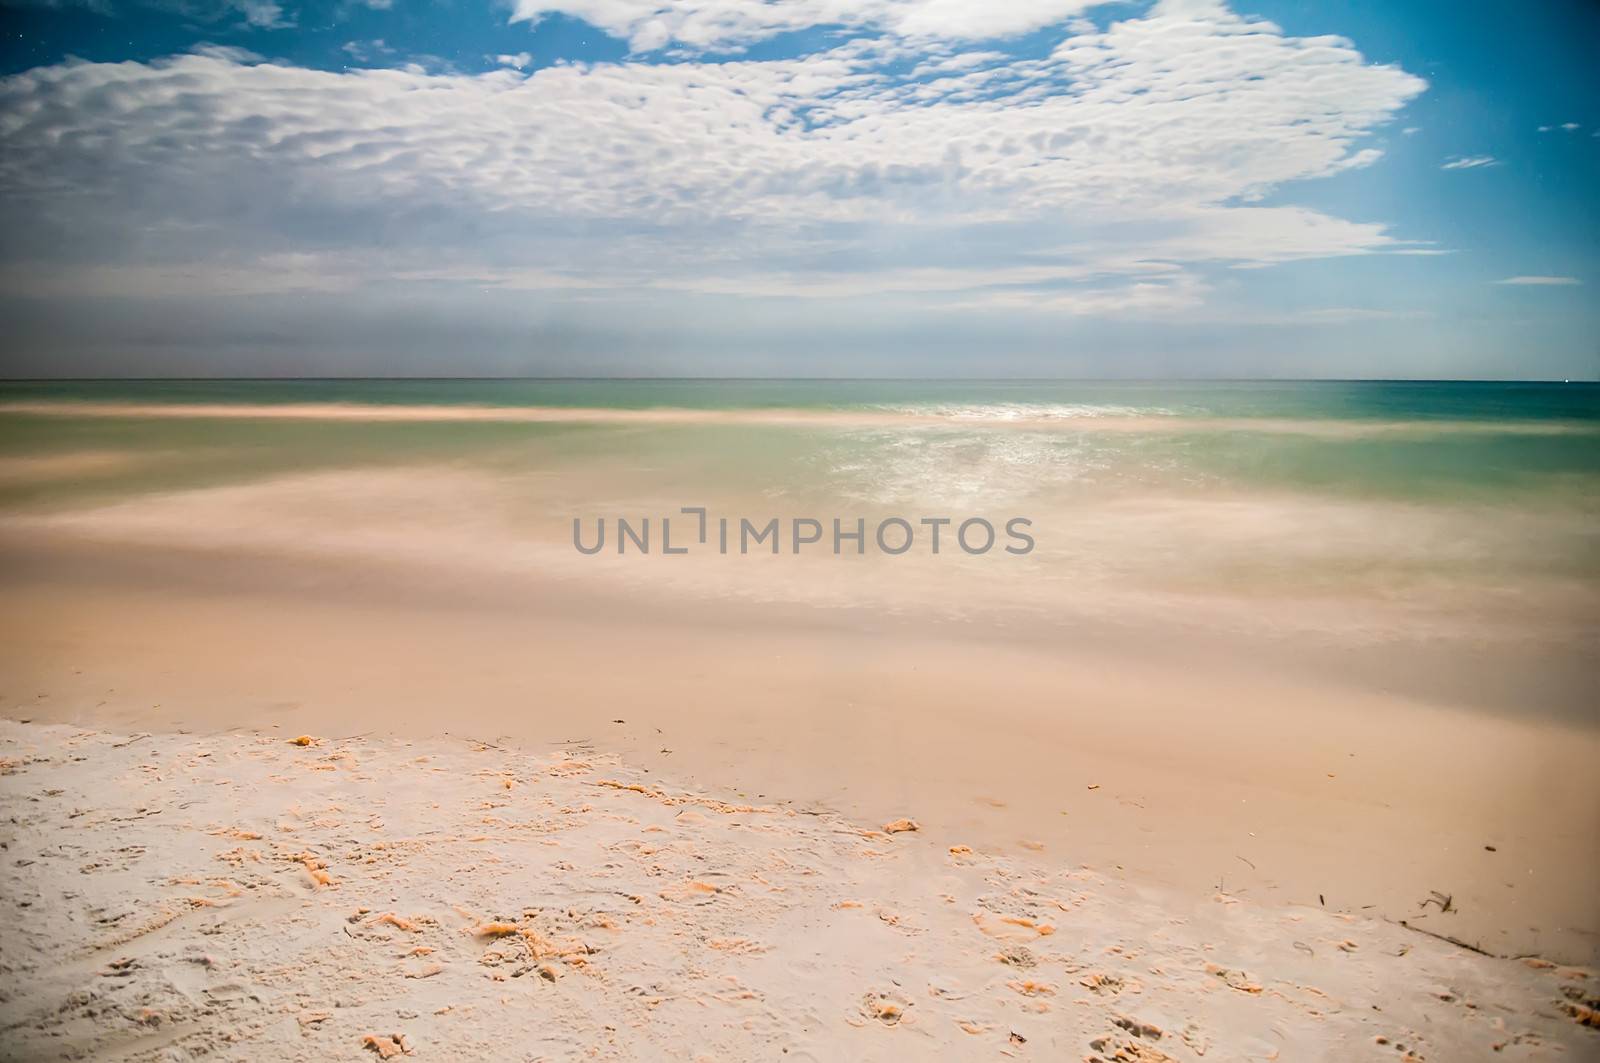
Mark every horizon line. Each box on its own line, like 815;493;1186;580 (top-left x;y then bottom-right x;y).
2;376;1597;385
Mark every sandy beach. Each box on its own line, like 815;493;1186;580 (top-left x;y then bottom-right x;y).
4;529;1599;966
4;0;1600;1050
1;384;1597;1060
2;719;1596;1062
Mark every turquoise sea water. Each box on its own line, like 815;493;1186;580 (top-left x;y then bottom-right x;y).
4;377;1599;419
3;379;1597;505
2;379;1597;648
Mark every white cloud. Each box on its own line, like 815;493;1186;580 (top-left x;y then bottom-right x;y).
0;0;1426;315
1441;155;1497;170
342;39;395;63
1493;276;1581;286
509;0;1107;52
189;43;265;62
1297;307;1430;323
495;52;534;68
234;0;288;26
942;270;1208;316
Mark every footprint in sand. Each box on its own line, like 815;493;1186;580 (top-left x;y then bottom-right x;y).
859;990;913;1026
1079;972;1130;996
1087;1034;1176;1062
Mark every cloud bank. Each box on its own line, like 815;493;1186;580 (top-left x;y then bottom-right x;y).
0;0;1425;314
1494;276;1581;286
509;0;1105;52
0;0;1465;375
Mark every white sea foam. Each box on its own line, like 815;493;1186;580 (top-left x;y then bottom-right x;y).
1;399;1591;437
869;402;1178;422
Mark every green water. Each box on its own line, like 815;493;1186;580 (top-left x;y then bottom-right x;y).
3;379;1597;509
4;377;1600;419
2;379;1598;597
3;378;1593;727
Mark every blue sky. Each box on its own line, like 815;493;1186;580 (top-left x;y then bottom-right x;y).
0;0;1595;378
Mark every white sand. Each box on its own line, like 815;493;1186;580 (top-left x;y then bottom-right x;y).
1;720;1594;1062
5;565;1596;968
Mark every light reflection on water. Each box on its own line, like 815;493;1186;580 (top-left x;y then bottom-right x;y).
0;380;1596;650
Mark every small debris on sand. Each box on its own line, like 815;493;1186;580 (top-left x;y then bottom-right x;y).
1006;979;1056;996
296;852;332;887
1563;1001;1599;1028
996;945;1035;968
1088;1034;1176;1062
1080;973;1127;996
404;962;445;979
1113;1015;1164;1041
466;922;519;938
1204;963;1263;994
883;818;920;834
1419;890;1455;914
361;1032;411;1058
1;721;1592;1063
861;991;911;1025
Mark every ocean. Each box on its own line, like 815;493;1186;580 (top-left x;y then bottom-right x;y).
2;379;1597;702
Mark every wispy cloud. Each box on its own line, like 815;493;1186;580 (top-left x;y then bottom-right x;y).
341;39;394;63
1441;155;1497;170
1537;122;1581;132
1493;276;1581;286
1298;307;1431;323
510;0;1106;52
0;0;1426;318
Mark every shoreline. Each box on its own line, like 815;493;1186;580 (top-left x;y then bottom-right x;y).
2;719;1595;1061
1;399;1593;437
3;540;1597;967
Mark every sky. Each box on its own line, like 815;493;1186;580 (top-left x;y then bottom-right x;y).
0;0;1595;378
